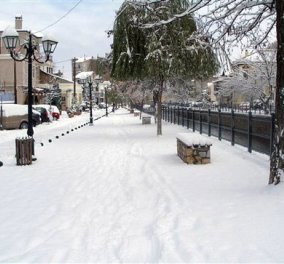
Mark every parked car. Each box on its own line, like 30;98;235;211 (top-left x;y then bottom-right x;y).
239;102;251;111
98;102;106;109
32;109;41;126
252;99;263;110
0;104;40;130
35;104;60;120
33;106;51;123
50;105;60;120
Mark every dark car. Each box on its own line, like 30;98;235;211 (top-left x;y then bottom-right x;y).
1;104;40;130
33;106;51;122
32;110;41;126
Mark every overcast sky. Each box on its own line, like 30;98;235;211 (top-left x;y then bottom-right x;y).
0;0;124;80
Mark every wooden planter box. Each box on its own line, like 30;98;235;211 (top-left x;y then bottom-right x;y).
15;137;33;165
176;133;212;165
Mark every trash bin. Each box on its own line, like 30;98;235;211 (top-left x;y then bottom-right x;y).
15;137;33;165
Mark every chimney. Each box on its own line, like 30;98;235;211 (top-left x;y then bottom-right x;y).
15;15;22;30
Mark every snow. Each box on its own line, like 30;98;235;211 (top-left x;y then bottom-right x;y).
1;104;28;116
0;108;283;262
36;104;60;114
75;71;93;80
177;132;212;146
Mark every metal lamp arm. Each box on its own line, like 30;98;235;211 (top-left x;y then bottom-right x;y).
9;49;28;62
33;54;49;64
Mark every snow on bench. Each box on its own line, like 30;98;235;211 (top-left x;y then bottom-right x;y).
176;133;212;164
133;109;140;116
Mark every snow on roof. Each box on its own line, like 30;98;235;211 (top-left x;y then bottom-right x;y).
40;69;73;83
102;80;111;86
76;56;93;63
1;104;28;117
176;133;212;146
75;71;93;79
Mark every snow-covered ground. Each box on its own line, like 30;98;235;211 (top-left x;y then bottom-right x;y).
0;108;283;263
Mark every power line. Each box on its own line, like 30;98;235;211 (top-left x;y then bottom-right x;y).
35;0;83;33
54;59;72;64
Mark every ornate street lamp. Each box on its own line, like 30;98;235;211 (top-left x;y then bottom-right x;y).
77;72;94;125
105;86;108;117
94;75;102;106
1;26;58;137
102;81;111;117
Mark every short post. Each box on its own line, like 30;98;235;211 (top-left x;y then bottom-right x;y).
192;110;195;132
187;109;190;129
218;108;222;141
208;109;211;136
231;109;235;146
248;111;252;153
270;113;275;155
199;110;202;134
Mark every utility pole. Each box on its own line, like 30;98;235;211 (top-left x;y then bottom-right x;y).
269;0;284;184
72;57;77;103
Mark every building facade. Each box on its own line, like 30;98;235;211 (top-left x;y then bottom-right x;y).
0;16;44;104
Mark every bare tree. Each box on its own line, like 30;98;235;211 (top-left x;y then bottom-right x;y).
219;47;276;109
140;0;284;183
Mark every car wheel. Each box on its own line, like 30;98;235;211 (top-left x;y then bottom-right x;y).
19;121;28;129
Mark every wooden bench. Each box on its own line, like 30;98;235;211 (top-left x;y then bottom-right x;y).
142;116;151;124
133;110;140;117
176;133;212;164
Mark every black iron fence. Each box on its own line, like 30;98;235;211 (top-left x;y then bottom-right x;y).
162;106;274;155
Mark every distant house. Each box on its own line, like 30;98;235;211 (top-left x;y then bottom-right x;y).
39;69;82;110
208;49;276;105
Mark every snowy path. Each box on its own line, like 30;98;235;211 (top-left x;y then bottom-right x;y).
0;108;283;262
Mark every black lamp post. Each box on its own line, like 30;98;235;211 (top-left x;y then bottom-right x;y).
105;87;108;117
103;81;112;117
89;80;93;125
77;73;94;126
2;27;58;137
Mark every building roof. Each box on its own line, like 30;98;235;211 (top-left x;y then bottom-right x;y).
40;69;73;83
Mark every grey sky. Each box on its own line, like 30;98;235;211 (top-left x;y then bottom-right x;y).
0;0;124;79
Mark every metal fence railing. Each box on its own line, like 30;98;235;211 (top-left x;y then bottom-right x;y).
161;106;274;156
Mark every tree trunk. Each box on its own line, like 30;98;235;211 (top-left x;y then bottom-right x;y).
157;80;163;136
269;0;284;184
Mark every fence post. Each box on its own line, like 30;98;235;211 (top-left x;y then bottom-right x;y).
168;106;170;122
187;109;190;129
270;113;275;156
270;113;275;155
174;108;176;124
208;109;211;136
231;109;235;146
177;107;180;125
218;108;222;141
199;110;202;134
182;108;184;127
171;107;173;123
193;110;195;132
248;111;252;153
